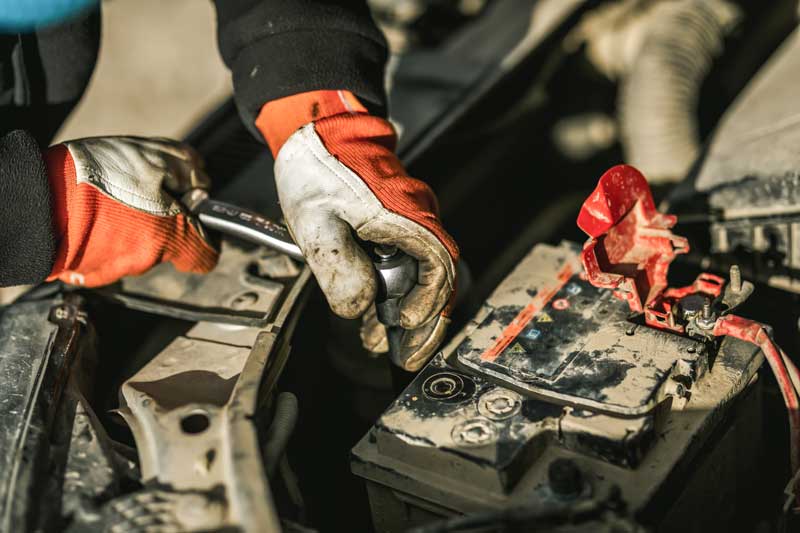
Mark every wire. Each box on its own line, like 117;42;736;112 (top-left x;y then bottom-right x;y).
714;315;800;509
781;348;800;404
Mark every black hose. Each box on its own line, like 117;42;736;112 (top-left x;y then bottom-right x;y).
263;391;299;477
619;0;737;183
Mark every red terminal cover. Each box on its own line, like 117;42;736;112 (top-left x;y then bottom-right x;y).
577;164;690;315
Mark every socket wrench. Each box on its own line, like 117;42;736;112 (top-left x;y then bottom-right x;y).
182;189;418;368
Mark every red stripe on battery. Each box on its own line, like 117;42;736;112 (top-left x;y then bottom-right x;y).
480;263;574;362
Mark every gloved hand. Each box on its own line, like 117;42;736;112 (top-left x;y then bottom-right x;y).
256;90;459;371
46;136;218;287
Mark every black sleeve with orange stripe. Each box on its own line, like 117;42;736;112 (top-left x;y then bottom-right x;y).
0;130;55;286
212;0;389;135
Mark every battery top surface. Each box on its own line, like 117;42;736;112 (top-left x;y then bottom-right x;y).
455;242;706;416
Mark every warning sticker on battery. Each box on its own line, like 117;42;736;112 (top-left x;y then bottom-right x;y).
457;269;622;382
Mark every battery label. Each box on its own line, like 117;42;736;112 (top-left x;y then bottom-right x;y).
461;269;622;382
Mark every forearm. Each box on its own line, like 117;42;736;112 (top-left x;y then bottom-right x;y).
0;131;56;287
212;0;389;133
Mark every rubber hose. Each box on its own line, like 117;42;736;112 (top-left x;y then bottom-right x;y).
263;391;299;477
619;0;737;184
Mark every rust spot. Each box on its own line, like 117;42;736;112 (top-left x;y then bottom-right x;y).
311;102;320;119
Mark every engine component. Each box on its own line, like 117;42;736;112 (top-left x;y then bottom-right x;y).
0;238;314;532
0;294;145;532
676;27;800;294
350;163;797;531
369;0;491;52
580;165;800;508
618;0;739;183
352;240;764;531
263;392;300;477
104;241;291;327
112;254;312;532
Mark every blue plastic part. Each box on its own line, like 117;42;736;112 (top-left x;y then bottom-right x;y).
0;0;98;32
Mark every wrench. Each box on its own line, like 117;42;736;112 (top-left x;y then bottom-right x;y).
182;189;417;368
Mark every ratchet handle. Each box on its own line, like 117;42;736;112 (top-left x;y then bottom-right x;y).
183;190;304;262
182;191;419;351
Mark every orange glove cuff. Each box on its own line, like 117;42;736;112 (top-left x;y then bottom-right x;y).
45;145;217;287
255;90;368;156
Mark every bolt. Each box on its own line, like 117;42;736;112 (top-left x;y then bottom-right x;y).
730;265;742;293
52;306;70;321
695;297;717;331
548;459;583;499
374;244;398;260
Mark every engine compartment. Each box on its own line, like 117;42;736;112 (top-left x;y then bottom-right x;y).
3;1;800;531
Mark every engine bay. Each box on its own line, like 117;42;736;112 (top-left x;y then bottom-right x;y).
4;1;800;531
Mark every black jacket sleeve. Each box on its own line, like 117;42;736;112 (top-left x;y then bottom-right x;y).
0;130;55;287
212;0;389;132
0;9;98;287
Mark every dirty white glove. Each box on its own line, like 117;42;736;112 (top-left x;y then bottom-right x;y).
257;90;459;371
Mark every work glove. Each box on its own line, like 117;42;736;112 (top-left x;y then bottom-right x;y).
256;90;459;371
46;137;218;287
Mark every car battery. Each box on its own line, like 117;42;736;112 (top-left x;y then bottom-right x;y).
351;241;765;532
